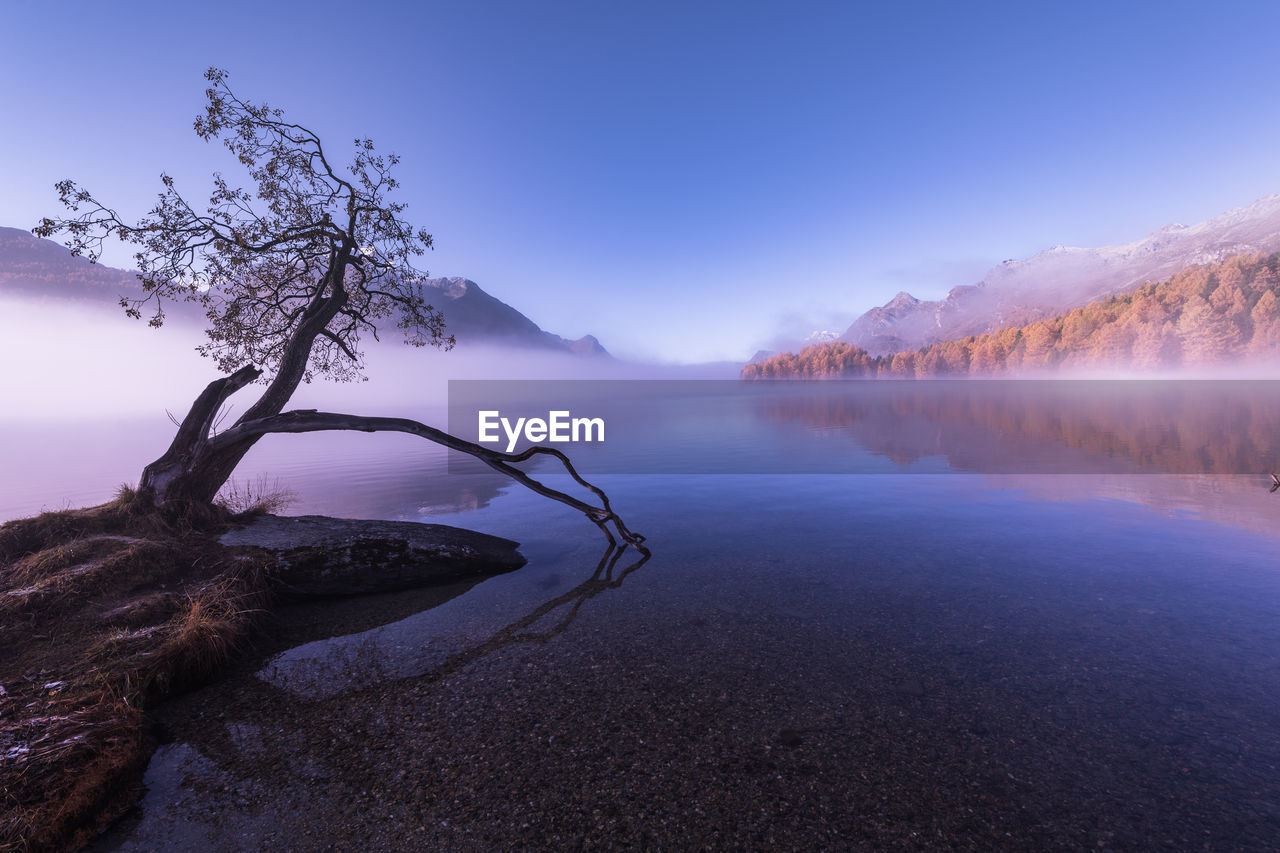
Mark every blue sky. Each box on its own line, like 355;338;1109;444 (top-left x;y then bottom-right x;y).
5;0;1280;362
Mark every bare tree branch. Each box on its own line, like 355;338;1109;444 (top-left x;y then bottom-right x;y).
34;66;448;380
208;410;648;552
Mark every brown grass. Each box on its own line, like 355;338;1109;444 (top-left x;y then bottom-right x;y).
215;475;297;517
1;694;148;853
0;492;276;853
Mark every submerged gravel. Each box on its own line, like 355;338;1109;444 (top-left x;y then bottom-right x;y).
93;539;1280;852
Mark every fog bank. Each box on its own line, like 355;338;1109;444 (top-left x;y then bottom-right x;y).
0;298;742;423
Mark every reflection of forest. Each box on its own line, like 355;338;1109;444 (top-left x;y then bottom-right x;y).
755;383;1280;474
989;473;1280;541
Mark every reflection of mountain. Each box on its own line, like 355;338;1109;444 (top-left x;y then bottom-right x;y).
985;474;1279;541
843;195;1280;355
746;252;1280;377
752;382;1280;475
0;227;607;356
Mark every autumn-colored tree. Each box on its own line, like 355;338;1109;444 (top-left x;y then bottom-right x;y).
1058;307;1097;352
1087;315;1137;366
1129;320;1180;369
743;252;1280;379
1177;294;1244;363
969;335;1005;374
889;350;918;377
1023;320;1061;371
1249;290;1280;359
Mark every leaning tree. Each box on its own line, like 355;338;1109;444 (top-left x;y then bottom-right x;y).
36;68;644;550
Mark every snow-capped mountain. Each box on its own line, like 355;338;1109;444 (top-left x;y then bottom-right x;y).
801;330;841;345
842;195;1280;355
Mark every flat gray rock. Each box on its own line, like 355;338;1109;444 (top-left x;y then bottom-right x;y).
220;515;526;596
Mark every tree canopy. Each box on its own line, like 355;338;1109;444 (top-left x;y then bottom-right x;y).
33;69;646;551
36;67;452;383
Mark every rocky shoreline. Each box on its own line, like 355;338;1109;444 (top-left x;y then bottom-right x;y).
0;507;525;853
220;515;525;597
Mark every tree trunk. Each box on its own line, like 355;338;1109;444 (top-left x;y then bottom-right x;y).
131;255;644;549
138;262;349;512
140;398;646;549
136;364;263;510
131;299;645;549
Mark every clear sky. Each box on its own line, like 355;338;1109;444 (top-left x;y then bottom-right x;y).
5;0;1280;362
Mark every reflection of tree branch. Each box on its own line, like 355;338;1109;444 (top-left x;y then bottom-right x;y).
433;544;650;679
166;544;652;788
507;546;646;644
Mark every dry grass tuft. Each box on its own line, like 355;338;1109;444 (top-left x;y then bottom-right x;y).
0;509;100;565
0;504;276;853
216;475;298;517
0;486;231;567
150;557;271;694
0;693;148;853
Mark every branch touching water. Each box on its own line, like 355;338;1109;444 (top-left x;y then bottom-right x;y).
209;409;649;552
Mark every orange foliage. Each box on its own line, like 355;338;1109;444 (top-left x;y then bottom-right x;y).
742;252;1280;378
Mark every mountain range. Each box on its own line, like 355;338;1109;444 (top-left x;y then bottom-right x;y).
0;225;139;303
417;276;608;355
0;226;607;357
840;195;1280;355
745;250;1280;378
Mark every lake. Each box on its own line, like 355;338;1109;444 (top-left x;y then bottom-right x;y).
5;381;1280;850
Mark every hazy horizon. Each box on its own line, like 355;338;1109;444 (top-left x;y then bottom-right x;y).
0;295;751;423
6;2;1280;361
11;7;1280;849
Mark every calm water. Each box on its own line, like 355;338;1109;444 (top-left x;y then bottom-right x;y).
7;383;1280;849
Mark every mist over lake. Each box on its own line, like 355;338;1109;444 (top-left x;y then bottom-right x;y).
9;5;1280;844
6;313;1280;848
71;409;1280;851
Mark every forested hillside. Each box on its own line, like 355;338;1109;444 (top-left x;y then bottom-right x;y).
743;252;1280;378
0;225;140;305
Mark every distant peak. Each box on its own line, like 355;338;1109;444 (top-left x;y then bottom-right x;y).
422;276;484;300
1186;193;1280;230
838;190;1280;357
1239;193;1280;209
802;329;841;345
